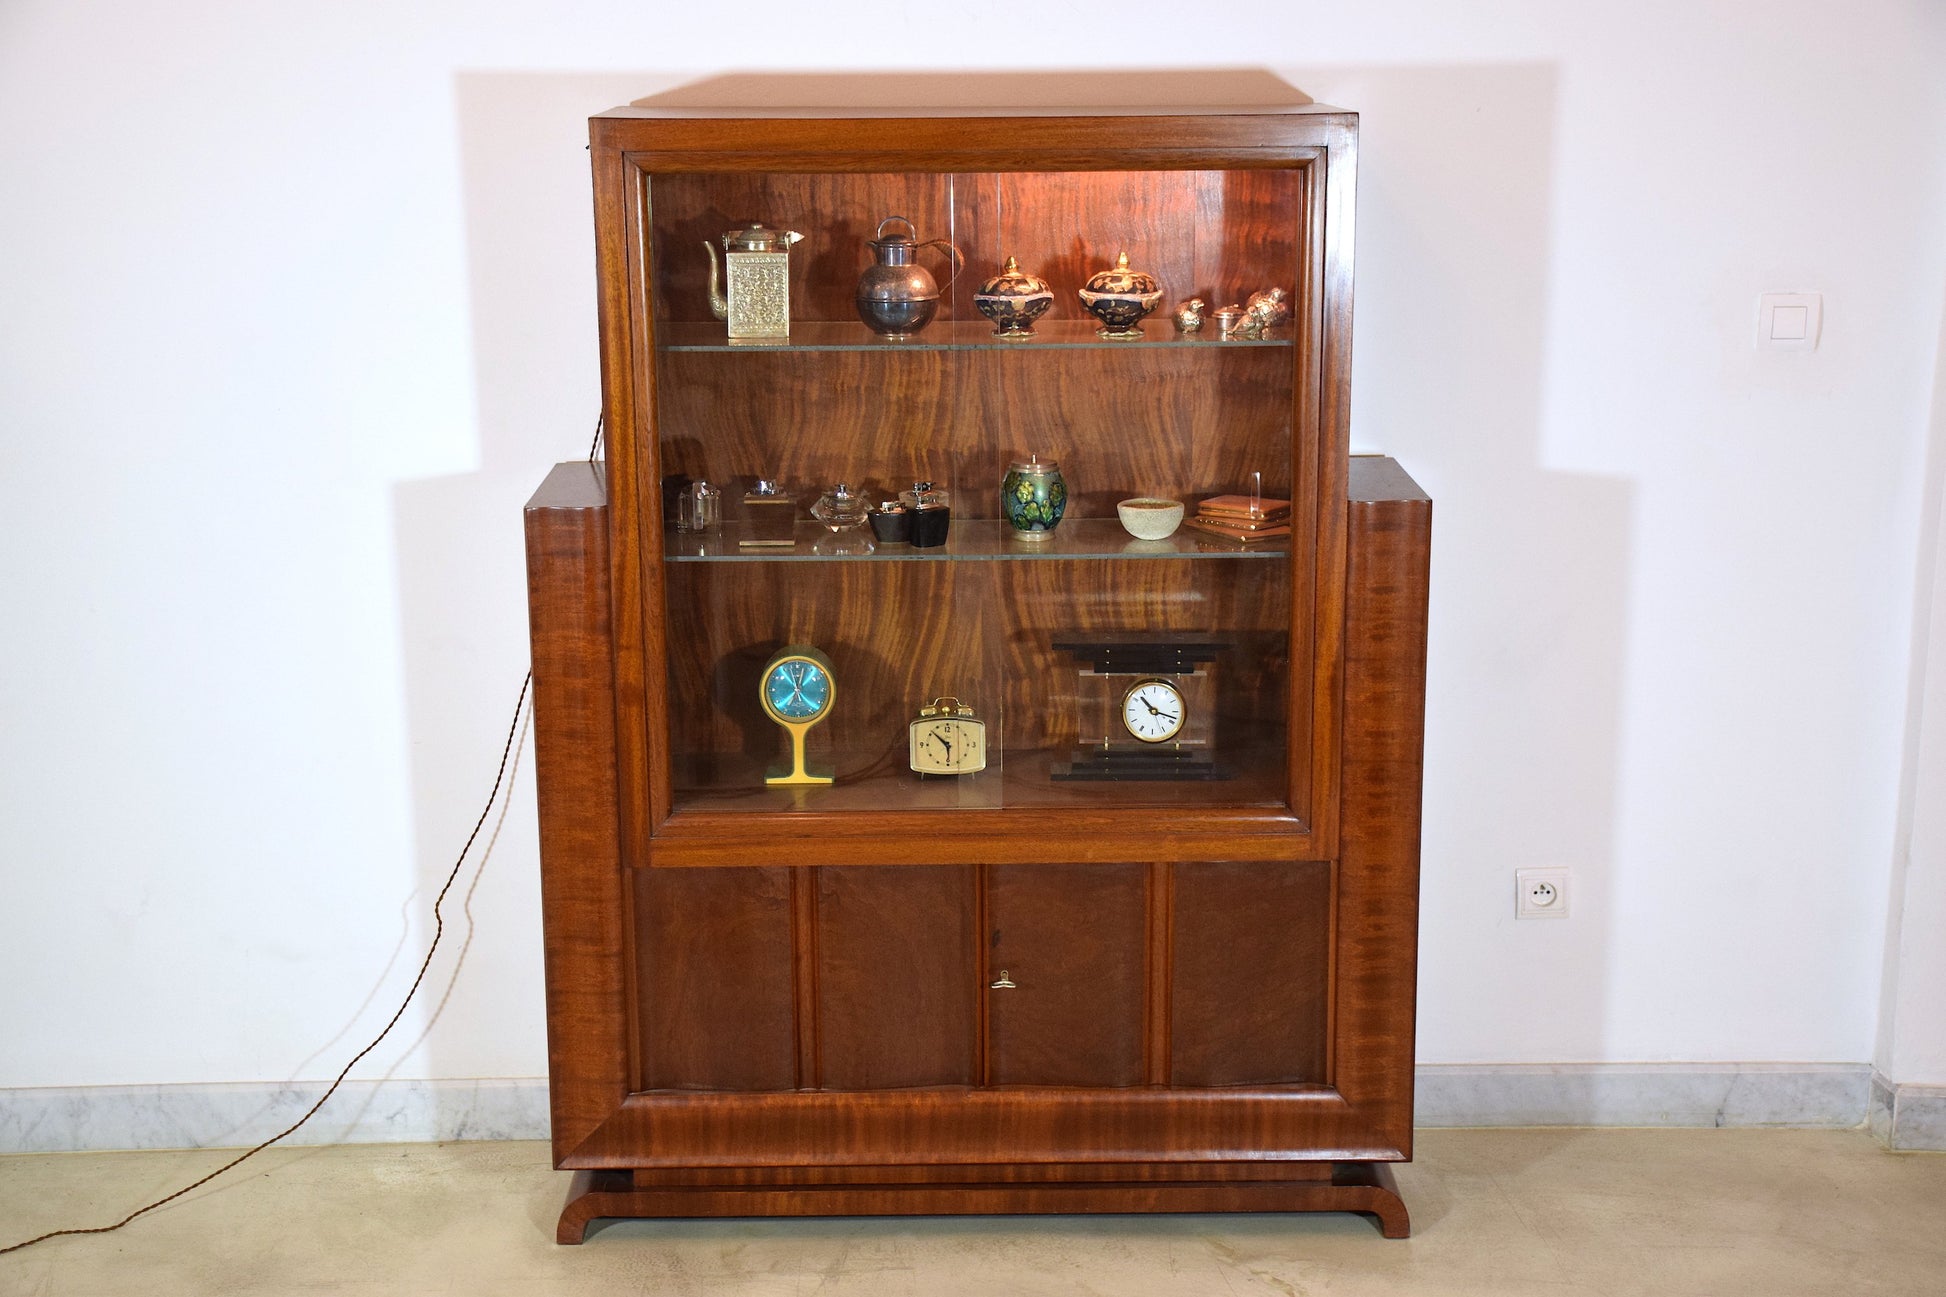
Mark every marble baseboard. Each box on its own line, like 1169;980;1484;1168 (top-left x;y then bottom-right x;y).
1869;1072;1946;1151
1415;1063;1874;1129
0;1078;551;1154
2;1065;1916;1154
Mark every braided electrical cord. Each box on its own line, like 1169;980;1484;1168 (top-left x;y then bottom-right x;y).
0;671;534;1257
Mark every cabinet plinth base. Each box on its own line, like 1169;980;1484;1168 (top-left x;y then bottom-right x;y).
556;1161;1408;1243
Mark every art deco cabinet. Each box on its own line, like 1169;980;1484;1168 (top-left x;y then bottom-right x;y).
524;92;1431;1241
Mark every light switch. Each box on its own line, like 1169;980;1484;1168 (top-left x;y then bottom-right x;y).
1758;292;1822;349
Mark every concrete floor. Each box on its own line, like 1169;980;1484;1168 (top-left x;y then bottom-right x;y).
1;1129;1942;1296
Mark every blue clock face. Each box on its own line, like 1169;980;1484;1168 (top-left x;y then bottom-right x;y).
764;658;831;721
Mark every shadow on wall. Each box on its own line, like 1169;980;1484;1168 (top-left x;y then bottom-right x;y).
1298;62;1635;1068
385;72;664;1086
391;66;1636;1088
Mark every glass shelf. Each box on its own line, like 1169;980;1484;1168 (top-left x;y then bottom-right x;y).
665;519;1291;562
669;744;1290;816
656;319;1292;353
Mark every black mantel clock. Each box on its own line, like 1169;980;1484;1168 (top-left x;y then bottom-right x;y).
1050;632;1234;781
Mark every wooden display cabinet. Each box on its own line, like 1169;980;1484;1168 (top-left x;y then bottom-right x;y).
525;94;1431;1241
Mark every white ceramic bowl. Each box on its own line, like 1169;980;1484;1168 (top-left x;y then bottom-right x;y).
1117;497;1185;540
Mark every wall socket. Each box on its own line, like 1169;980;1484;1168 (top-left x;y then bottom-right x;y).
1515;868;1570;920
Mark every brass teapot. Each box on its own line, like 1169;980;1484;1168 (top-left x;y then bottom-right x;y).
703;222;804;339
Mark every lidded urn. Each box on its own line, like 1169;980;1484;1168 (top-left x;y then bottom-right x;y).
974;256;1055;338
1078;251;1163;339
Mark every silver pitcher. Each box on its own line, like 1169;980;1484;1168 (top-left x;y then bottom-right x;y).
704;222;805;339
855;216;962;339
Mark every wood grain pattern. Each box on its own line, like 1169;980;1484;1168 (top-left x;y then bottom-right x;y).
649;169;1299;329
661;552;1289;795
617;1159;1334;1187
523;464;630;1162
986;864;1148;1087
529;456;1424;1225
815;867;977;1089
1331;458;1432;1157
608;115;1343;859
633;865;796;1091
574;1085;1369;1168
652;344;1296;523
1169;860;1330;1086
661;557;1002;783
539;103;1413;1237
559;1161;1406;1241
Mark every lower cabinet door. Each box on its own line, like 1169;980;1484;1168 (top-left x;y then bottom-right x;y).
815;865;978;1089
630;858;1331;1104
633;865;798;1092
1170;859;1331;1086
985;863;1149;1087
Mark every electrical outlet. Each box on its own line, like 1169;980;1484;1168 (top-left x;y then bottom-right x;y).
1515;868;1569;920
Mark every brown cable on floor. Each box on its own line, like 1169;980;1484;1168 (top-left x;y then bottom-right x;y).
0;671;534;1257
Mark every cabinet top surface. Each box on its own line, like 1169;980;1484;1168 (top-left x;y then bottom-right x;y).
595;70;1350;123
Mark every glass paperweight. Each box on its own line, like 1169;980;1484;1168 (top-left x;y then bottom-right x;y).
811;482;870;531
677;479;721;532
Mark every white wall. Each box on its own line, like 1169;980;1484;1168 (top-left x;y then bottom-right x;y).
1879;301;1946;1087
2;1;1943;1090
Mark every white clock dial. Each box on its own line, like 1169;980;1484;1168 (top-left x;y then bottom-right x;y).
1121;679;1187;743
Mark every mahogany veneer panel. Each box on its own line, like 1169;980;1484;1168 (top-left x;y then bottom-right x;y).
524;463;629;1163
662;550;1289;774
648;169;1300;331
633;865;796;1091
815;866;978;1089
986;863;1148;1087
558;1162;1408;1242
650;171;954;327
653;344;1296;523
1170;860;1330;1086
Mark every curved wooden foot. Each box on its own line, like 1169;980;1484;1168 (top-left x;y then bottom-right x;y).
1333;1161;1411;1238
558;1169;635;1244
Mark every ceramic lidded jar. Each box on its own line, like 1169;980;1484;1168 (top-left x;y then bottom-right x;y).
973;256;1055;338
1001;454;1068;539
1078;251;1164;339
